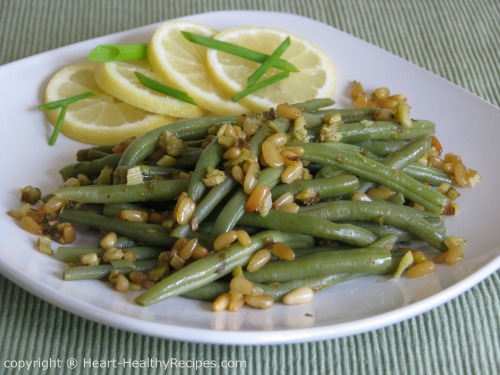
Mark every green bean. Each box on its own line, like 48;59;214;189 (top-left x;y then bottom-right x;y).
210;166;284;238
186;139;225;202
182;272;360;302
118;116;239;167
270;174;360;200
243;247;399;283
172;147;204;169
356;136;432;192
238;210;377;247
353;140;409;157
135;230;314;306
76;145;115;161
59;209;176;247
59;153;122;179
54;246;163;263
324;120;435;143
403;163;452;185
63;259;157;281
53;179;189;204
292;98;335;112
171;177;238;238
295;142;448;213
298;200;447;250
113;165;186;184
314;107;377;123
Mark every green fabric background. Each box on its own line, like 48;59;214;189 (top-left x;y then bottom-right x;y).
0;0;499;374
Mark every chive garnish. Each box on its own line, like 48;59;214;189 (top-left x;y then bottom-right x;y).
86;43;148;62
134;72;197;105
232;70;290;102
38;92;94;110
181;31;299;73
247;36;291;87
48;104;67;146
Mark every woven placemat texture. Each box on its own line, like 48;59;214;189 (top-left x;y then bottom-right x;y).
1;1;499;374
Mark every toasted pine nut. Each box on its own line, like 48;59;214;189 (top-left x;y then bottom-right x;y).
123;250;137;262
80;253;100;266
276;103;302;119
367;187;396;200
212;293;230;312
230;276;258;295
377;98;399;109
281;161;303;184
351;192;372;201
269;242;295;260
284;146;304;156
236;230;252;247
231;165;245;185
406;260;436;278
277;202;300;213
372;86;390;100
44;196;68;213
444;246;464;265
214;230;238;251
171;237;189;252
244;294;274;309
191;244;209;259
223;146;242;160
273;192;294;209
178;237;199;260
280;149;300;166
59;223;76;244
102;247;124;263
453;164;469;187
100;232;118;250
246;249;272;272
20;216;42;235
110;272;130;292
351;81;365;100
245;184;271;212
116;209;149;223
228;292;245;312
282;286;314;305
148;265;169;281
173;194;196;225
243;162;260;194
261;140;284;168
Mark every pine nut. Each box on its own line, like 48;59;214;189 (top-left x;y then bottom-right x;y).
231;165;245;185
44;196;68;213
102;247;124;263
284;146;304;156
212;293;230;312
223;146;242;160
243;162;260;194
236;230;252;247
453;164;469;187
191;244;209;259
228;292;245;312
351;81;365;100
148;265;169;281
372;86;390;100
246;249;272;272
178;237;199;260
282;286;314;305
100;232;118;250
280;149;300;166
444;246;464;265
367;187;396;200
230;276;258;295
245;294;274;310
281;161;303;184
269;242;295;260
351;192;372;201
80;253;100;266
173;193;196;225
214;230;238;251
276;103;302;119
245;184;271;212
172;237;189;252
20;216;42;235
273;192;295;209
59;223;76;244
261;140;285;168
277;202;300;213
110;272;130;292
406;260;436;278
116;209;149;223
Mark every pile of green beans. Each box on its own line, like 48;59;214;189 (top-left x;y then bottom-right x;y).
47;98;464;308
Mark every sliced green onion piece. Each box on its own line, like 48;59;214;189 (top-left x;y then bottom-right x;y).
134;71;197;105
38;92;94;110
48;104;67;146
247;36;291;87
86;43;148;62
232;70;290;102
181;31;299;73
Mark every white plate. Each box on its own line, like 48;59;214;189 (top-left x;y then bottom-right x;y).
0;11;499;345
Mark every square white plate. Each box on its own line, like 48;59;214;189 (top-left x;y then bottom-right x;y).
0;11;498;345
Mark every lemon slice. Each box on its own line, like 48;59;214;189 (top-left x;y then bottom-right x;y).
147;20;251;116
206;26;337;111
95;60;206;118
43;61;175;145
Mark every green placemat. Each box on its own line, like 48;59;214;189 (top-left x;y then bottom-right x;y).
1;1;499;374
